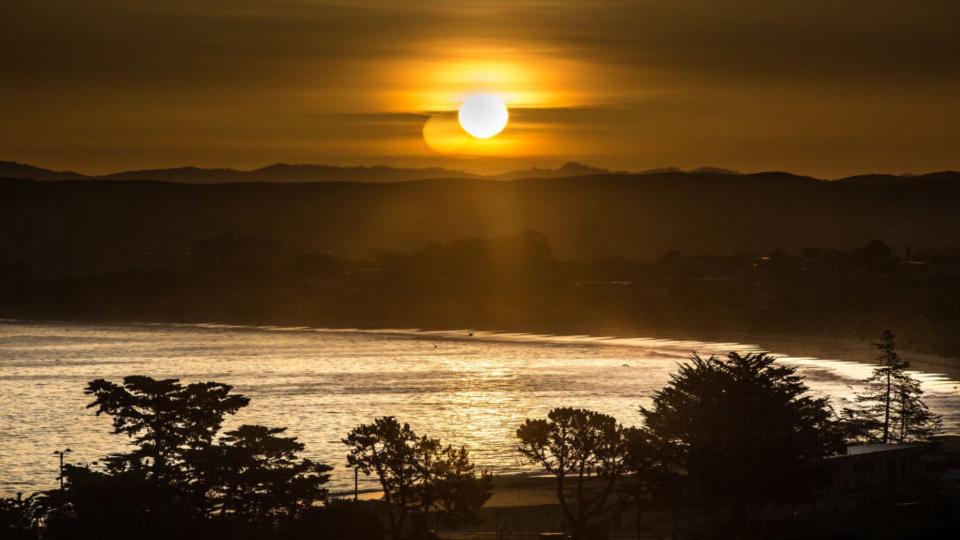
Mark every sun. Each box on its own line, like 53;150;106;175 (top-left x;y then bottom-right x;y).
458;93;509;138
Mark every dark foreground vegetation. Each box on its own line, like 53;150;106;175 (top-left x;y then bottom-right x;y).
2;332;955;539
1;377;490;540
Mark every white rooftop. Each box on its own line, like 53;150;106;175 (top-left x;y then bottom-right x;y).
845;443;919;456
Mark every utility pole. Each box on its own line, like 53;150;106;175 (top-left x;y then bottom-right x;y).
54;448;72;490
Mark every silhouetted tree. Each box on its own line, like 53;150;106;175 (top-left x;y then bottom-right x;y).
343;417;422;538
640;352;846;530
195;425;332;526
845;331;942;443
40;463;199;539
838;406;883;443
890;372;942;442
623;427;679;539
85;376;249;482
34;376;332;539
0;493;42;540
418;445;492;530
344;416;491;539
516;407;631;539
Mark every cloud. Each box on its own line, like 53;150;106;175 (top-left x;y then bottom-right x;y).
0;1;958;176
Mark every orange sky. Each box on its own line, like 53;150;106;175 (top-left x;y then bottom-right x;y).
1;1;958;177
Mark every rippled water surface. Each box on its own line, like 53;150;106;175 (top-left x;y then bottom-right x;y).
2;321;958;495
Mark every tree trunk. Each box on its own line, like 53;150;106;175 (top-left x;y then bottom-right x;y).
380;480;400;540
635;495;644;539
883;369;892;443
899;386;908;443
670;502;681;540
557;473;575;530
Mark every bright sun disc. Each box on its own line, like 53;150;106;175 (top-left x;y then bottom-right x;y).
458;93;509;138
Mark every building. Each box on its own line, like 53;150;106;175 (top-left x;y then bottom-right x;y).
822;444;922;501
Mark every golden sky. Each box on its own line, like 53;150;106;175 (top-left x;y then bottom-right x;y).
1;0;958;177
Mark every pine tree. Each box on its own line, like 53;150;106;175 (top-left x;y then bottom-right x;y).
890;370;942;443
847;330;942;443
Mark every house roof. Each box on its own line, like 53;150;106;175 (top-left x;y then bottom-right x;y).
844;443;919;456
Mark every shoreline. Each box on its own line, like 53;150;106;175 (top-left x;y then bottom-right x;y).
3;317;959;503
3;316;958;378
646;327;960;378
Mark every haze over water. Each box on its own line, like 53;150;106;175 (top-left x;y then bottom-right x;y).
2;321;958;496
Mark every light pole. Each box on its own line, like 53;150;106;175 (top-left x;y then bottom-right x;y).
54;448;72;490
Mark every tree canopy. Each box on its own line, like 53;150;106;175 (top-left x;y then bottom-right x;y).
516;407;632;538
640;352;847;506
344;416;491;539
36;376;333;539
85;376;249;479
844;330;942;444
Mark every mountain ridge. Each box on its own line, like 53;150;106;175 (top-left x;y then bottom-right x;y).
1;160;743;183
2;159;959;187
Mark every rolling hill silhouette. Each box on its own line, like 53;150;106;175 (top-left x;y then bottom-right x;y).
1;160;743;183
101;163;482;183
0;161;90;181
2;169;960;278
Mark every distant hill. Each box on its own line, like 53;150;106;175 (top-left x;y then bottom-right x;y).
7;159;960;186
101;163;482;183
3;170;960;278
0;161;89;181
1;160;746;184
637;166;742;176
0;160;481;183
836;171;960;192
493;161;621;179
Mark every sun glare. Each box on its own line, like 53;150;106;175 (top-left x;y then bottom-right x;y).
458;93;509;139
403;49;591;156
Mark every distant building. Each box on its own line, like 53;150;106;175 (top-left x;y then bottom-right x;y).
925;435;960;498
192;234;282;270
821;444;922;503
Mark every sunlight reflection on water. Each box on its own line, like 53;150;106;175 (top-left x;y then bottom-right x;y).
1;321;957;495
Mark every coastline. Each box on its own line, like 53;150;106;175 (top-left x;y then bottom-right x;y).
641;327;960;378
4;316;958;378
